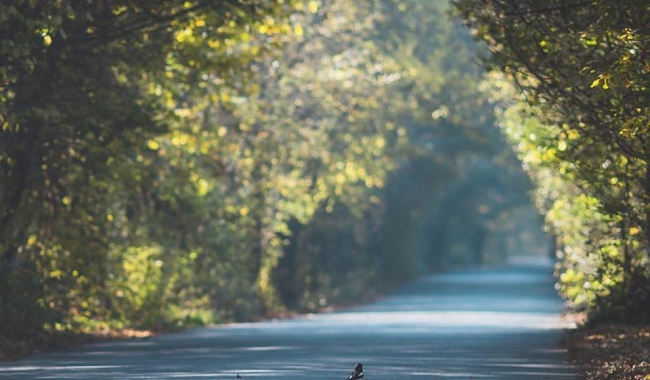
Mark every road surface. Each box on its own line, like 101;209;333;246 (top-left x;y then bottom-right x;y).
0;260;576;379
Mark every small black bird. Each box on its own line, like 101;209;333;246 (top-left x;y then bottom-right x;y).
346;363;364;380
236;375;241;379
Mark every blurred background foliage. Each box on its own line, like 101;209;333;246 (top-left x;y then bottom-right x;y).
1;0;555;356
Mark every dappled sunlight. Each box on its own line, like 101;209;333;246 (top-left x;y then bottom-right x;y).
301;310;572;332
0;365;125;373
0;264;575;379
2;0;641;378
406;372;493;377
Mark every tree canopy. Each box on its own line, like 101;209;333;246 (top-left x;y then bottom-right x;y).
1;0;543;358
453;0;650;321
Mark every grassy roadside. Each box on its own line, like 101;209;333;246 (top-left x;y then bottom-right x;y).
0;329;153;362
566;323;650;380
0;289;380;363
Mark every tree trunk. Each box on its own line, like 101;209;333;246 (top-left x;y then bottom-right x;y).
472;226;487;266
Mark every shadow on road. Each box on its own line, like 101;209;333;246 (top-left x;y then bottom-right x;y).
0;260;576;379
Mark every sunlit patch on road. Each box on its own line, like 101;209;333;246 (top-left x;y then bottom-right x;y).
0;263;575;379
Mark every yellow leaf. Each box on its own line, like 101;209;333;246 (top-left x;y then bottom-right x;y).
590;78;600;88
375;136;386;149
43;35;52;46
197;178;209;196
308;1;318;13
50;270;63;279
200;142;209;154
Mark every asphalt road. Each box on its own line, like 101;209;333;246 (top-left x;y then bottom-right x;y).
0;259;576;379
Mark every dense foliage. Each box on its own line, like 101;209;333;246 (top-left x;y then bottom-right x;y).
454;0;650;322
0;0;541;356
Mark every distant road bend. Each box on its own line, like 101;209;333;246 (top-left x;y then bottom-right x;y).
0;257;576;379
